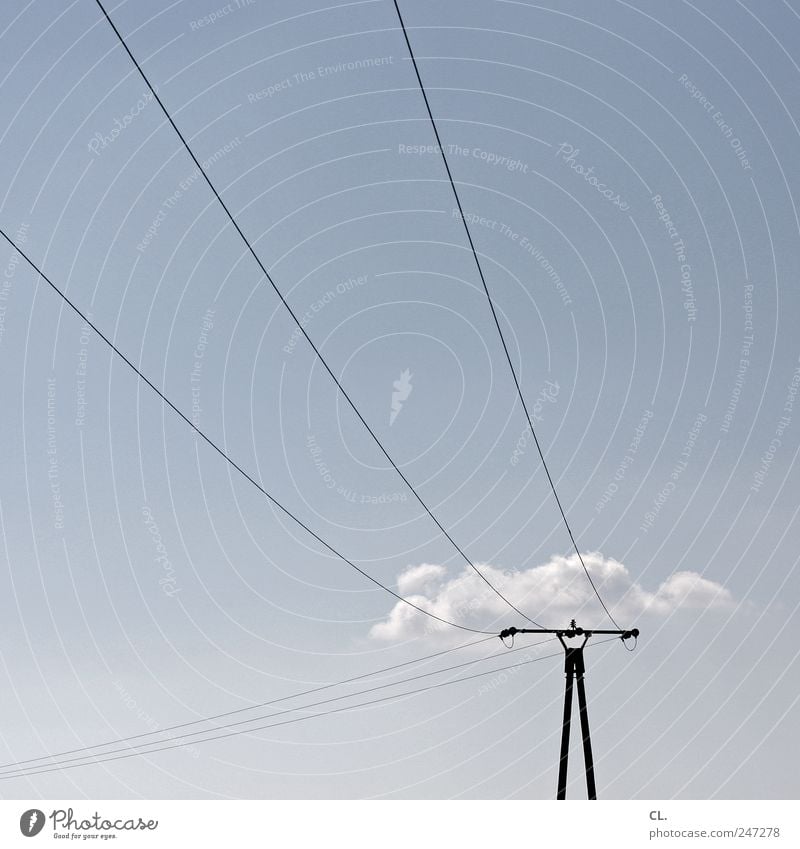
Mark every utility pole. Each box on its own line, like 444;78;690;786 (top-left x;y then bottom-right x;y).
498;621;639;800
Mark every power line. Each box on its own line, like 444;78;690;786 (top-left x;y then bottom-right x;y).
2;637;621;782
0;225;491;639
0;637;555;779
0;634;496;774
92;0;542;629
3;638;618;782
391;0;621;629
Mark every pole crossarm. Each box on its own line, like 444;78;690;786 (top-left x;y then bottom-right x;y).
498;623;639;642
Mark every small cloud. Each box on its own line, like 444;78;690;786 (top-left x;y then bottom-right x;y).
648;570;734;615
370;553;736;642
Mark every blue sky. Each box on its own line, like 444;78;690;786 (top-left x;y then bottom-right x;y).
0;0;798;799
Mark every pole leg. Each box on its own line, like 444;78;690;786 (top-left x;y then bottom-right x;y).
556;668;574;800
576;672;597;800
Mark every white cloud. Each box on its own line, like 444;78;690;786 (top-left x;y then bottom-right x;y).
370;553;735;642
396;563;447;595
649;570;734;614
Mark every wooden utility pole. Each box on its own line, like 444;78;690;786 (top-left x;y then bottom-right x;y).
498;621;639;799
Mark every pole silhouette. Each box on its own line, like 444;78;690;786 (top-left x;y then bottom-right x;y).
499;620;638;799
